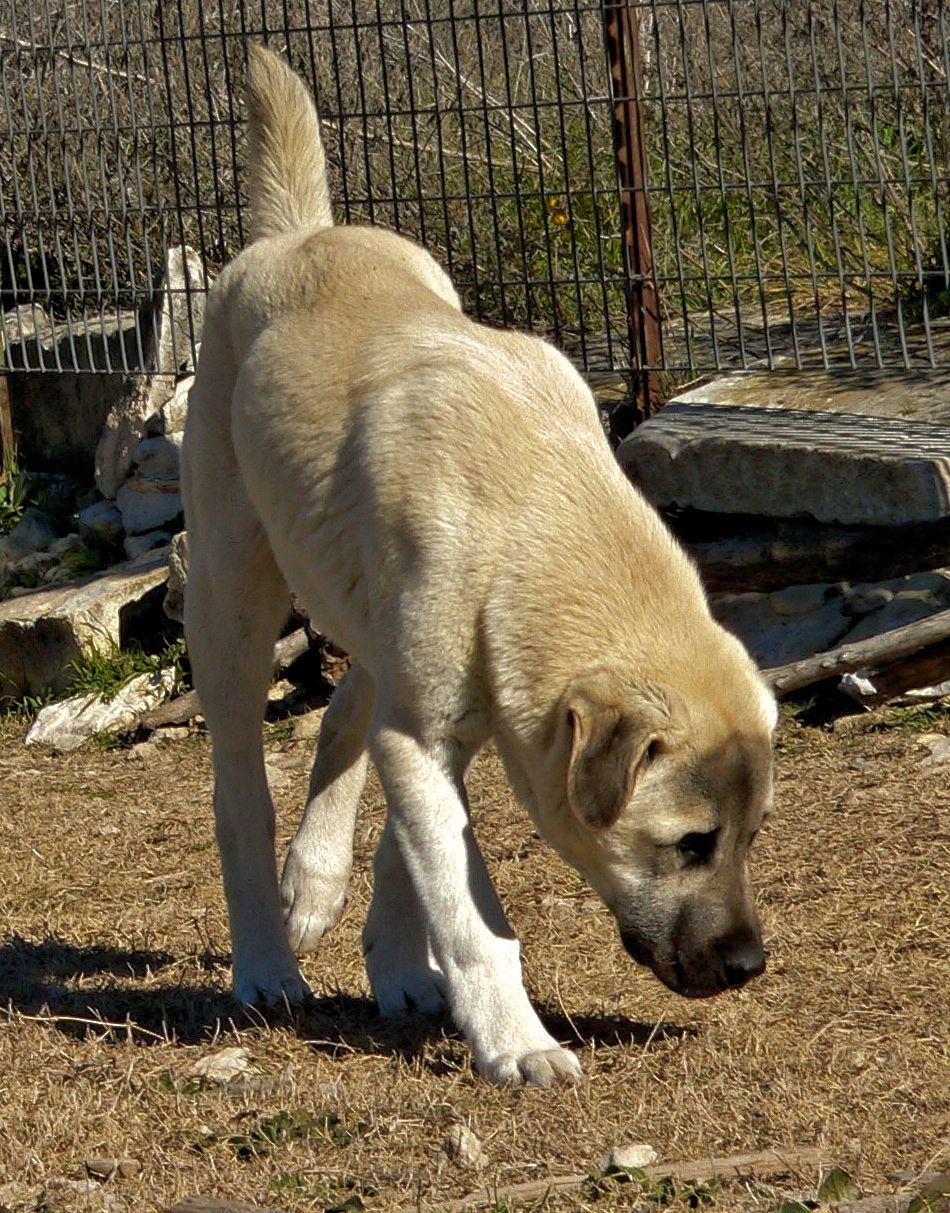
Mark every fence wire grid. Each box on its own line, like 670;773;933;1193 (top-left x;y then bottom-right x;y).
1;0;948;390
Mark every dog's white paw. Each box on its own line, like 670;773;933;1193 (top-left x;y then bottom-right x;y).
365;941;447;1017
280;849;349;954
232;961;312;1009
478;1045;582;1088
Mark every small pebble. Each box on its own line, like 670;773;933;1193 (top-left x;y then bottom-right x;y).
601;1143;658;1171
443;1124;488;1170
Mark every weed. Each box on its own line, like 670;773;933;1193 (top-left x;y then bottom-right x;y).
270;1173;376;1212
265;717;297;744
89;730;129;752
883;702;950;733
59;533;125;579
1;686;56;721
66;636;189;702
0;447;30;534
189;1109;370;1161
585;1165;720;1207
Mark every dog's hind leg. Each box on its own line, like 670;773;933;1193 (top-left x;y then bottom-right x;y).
281;662;374;954
362;817;447;1017
184;450;309;1007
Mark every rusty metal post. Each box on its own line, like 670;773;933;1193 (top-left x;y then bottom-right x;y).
0;325;13;463
603;0;664;422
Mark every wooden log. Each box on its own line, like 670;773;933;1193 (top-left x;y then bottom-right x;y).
441;1145;826;1212
135;627;311;731
765;608;950;696
683;518;950;593
839;636;950;706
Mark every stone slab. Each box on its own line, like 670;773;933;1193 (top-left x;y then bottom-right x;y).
671;364;950;426
617;402;950;527
0;552;168;698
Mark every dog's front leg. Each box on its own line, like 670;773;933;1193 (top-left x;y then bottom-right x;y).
370;722;582;1087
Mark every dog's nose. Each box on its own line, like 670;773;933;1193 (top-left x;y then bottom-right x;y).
722;939;766;989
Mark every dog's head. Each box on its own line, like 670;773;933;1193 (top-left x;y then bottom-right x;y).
531;659;776;999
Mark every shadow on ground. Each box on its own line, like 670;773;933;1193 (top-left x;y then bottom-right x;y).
0;935;695;1067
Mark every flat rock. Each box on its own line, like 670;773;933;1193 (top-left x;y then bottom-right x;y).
618;402;950;526
0;552;168;698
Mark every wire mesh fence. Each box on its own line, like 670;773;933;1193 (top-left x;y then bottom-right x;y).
1;0;948;391
641;0;950;376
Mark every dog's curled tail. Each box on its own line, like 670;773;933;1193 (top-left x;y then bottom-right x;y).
244;43;333;241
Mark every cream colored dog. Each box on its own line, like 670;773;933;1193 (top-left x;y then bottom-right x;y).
182;44;777;1087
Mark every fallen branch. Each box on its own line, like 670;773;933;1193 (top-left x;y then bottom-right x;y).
441;1145;826;1212
839;636;950;706
135;628;311;731
764;608;950;696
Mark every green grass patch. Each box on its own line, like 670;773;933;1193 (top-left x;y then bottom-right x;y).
65;636;189;703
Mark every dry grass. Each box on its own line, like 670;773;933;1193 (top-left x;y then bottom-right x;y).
0;709;947;1212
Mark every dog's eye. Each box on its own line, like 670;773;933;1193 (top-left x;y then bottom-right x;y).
676;828;719;865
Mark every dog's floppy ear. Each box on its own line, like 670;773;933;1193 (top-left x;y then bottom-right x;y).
564;670;675;830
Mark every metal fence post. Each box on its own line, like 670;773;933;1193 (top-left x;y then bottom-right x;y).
603;0;664;422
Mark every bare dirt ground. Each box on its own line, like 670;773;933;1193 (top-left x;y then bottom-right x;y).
0;705;947;1213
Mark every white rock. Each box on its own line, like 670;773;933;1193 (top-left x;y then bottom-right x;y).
116;477;182;535
443;1124;488;1170
917;735;950;769
148;375;193;436
132;432;184;481
163;530;188;623
712;588;851;667
94;246;208;498
79;499;124;545
123;531;171;560
601;1143;658;1171
768;583;835;617
837;571;950;645
26;668;176;751
95;378;157;500
48;534;87;559
187;1046;255;1084
618;400;950;526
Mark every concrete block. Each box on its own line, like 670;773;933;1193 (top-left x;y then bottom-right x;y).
618;402;950;526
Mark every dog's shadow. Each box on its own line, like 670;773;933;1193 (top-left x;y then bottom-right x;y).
0;936;694;1064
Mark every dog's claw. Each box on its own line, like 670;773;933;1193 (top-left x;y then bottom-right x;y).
367;957;447;1017
480;1046;583;1088
233;967;312;1009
